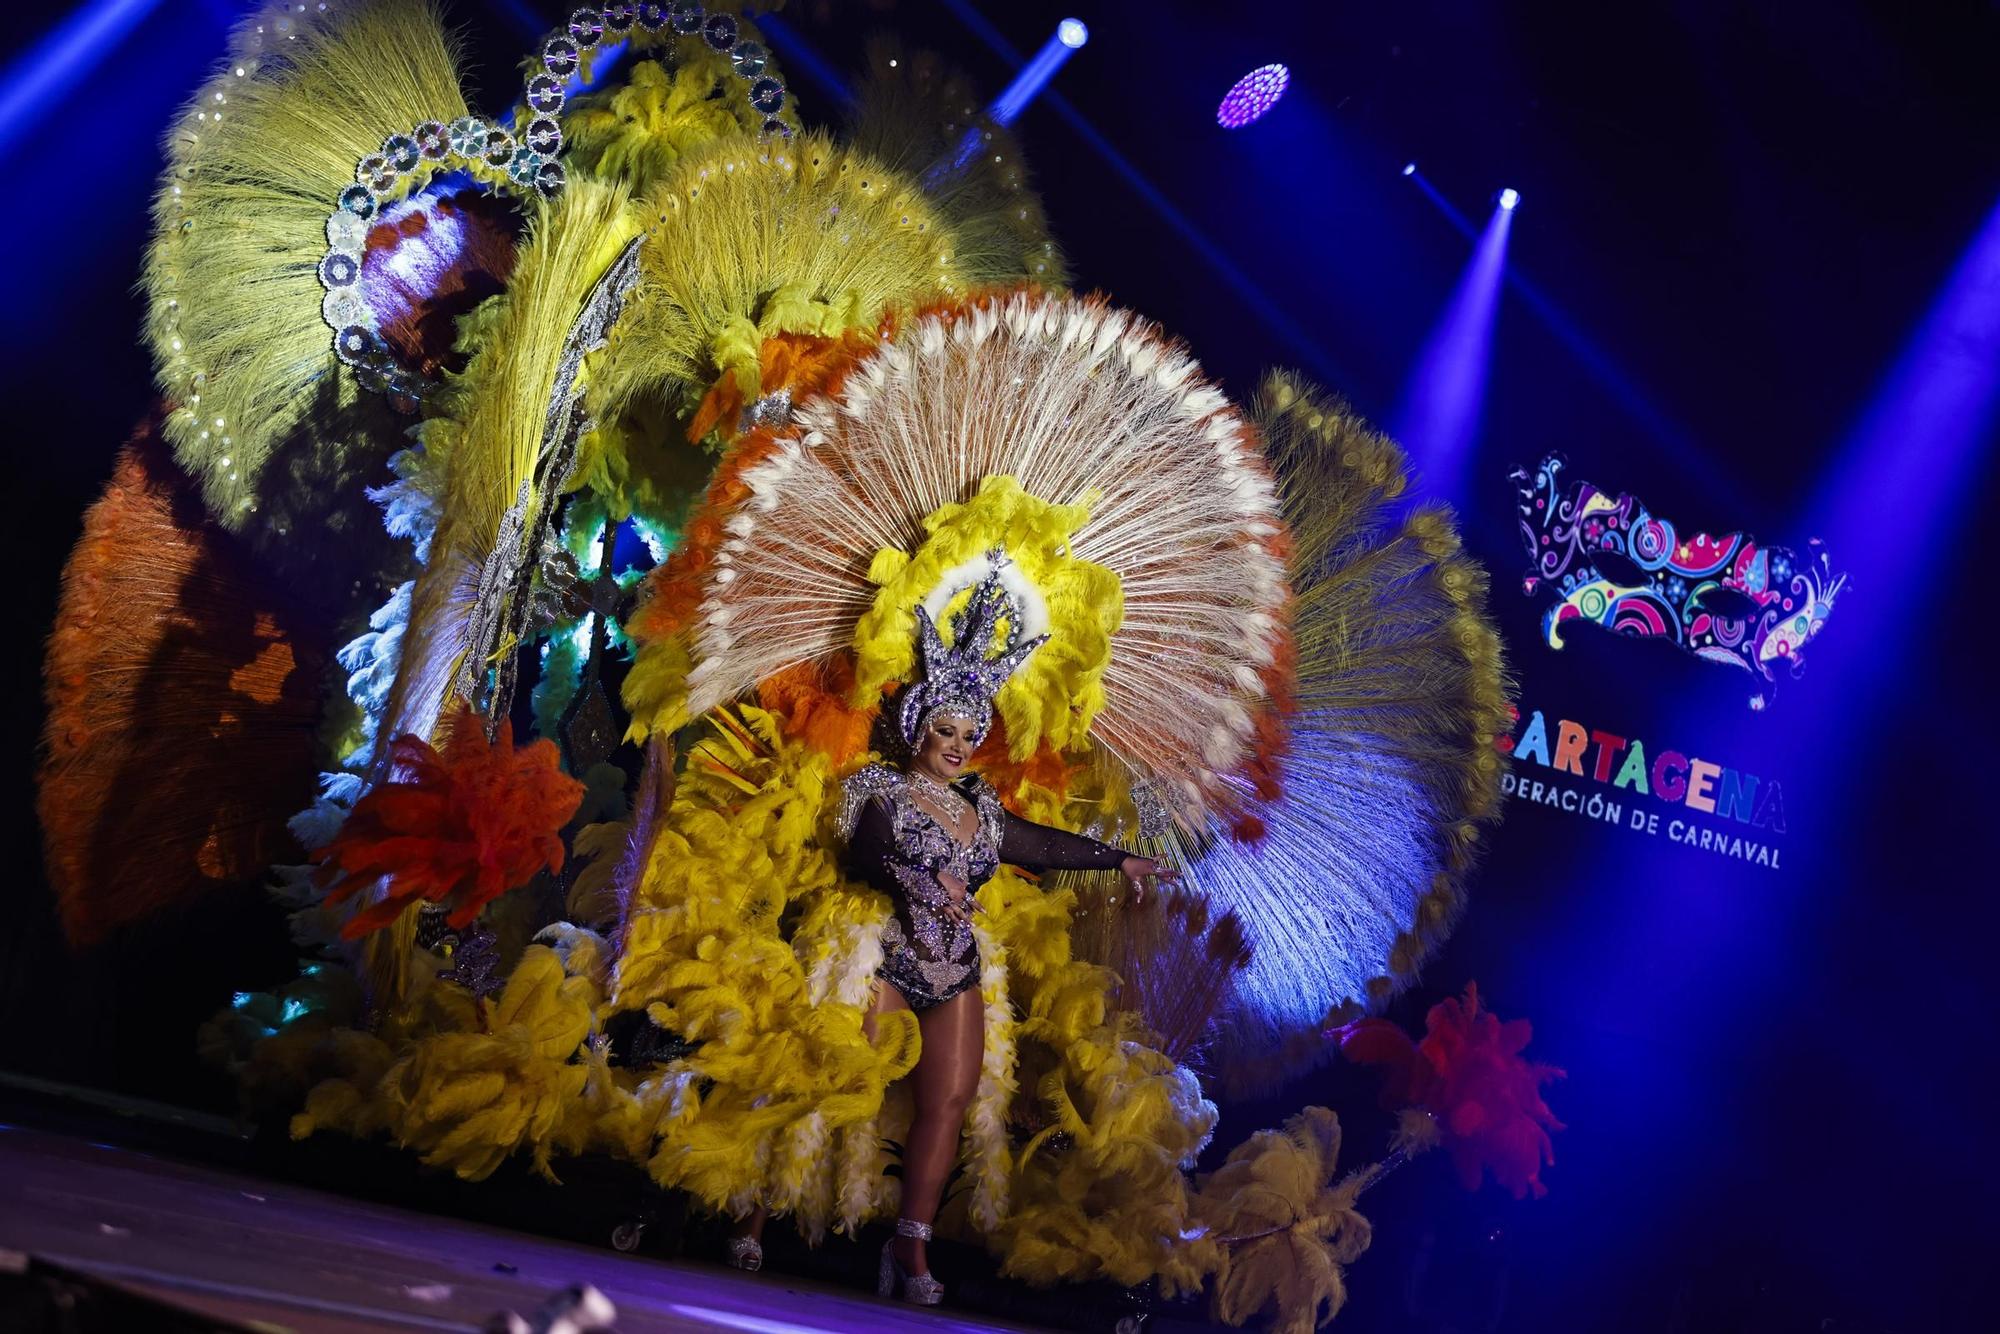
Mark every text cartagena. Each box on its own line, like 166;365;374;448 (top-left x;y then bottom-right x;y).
1502;709;1786;834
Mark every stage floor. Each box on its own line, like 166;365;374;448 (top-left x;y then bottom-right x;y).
0;1123;1048;1332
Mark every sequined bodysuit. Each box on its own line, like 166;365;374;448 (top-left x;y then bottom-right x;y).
838;764;1130;1010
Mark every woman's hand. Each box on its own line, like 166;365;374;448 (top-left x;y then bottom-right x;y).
1117;855;1178;905
937;871;973;922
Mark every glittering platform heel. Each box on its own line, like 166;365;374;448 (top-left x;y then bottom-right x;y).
723;1234;763;1272
877;1218;944;1306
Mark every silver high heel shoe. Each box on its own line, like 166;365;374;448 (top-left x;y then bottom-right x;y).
724;1234;763;1272
877;1218;944;1306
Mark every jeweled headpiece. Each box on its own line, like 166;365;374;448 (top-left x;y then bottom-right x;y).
898;550;1048;748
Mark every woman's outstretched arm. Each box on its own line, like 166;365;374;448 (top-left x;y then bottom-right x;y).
996;811;1130;873
996;810;1178;903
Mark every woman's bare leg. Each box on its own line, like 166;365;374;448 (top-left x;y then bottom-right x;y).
891;985;983;1277
865;977;914;1041
729;1204;767;1248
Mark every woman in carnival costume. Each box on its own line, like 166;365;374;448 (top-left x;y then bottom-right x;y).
589;279;1510;1309
727;565;1175;1300
39;3;1519;1327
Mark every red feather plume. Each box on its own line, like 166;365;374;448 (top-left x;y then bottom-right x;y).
317;709;585;938
1340;982;1566;1199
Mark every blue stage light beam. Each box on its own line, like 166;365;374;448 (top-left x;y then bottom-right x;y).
929;17;1088;183
1553;198;2000;1212
1809;191;2000;630
1404;168;1747;507
1501;266;1747;508
754;11;853;107
1392;199;1515;500
1403;165;1475;240
937;0;1346;386
990;20;1089;126
1593;196;2000;1000
0;0;164;158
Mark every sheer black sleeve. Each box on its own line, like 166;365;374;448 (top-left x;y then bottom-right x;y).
998;810;1130;873
842;795;901;896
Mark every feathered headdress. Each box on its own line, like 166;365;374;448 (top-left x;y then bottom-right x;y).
898;549;1047;746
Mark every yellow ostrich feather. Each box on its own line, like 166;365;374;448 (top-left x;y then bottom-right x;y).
1190;1106;1377;1333
358;176;644;999
590;129;988;430
560;35;783;198
976;860;1221;1289
144;1;467;526
288;945;616;1182
611;708;919;1231
844;36;1069;289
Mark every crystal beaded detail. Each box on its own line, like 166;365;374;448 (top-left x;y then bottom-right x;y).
896;549;1048;748
321;5;797;409
840;765;1004;1011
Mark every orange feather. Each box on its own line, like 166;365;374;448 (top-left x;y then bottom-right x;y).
37;420;329;946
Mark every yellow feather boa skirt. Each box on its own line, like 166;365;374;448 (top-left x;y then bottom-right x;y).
273;704;1221;1290
611;706;1223;1284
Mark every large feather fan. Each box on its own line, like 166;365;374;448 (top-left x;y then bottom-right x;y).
140;1;474;613
144;1;469;527
1181;374;1513;1095
631;288;1292;820
39;423;328;946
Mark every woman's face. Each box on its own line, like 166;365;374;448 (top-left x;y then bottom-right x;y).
911;713;978;781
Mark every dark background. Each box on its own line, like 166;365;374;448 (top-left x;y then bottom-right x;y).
5;2;1998;1330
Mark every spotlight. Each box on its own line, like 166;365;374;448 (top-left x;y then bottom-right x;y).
984;18;1091;128
1402;162;1417;177
1217;63;1290;129
1498;187;1521;210
1393;190;1517;500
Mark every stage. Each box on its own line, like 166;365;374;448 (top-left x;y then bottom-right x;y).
0;1123;1046;1333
